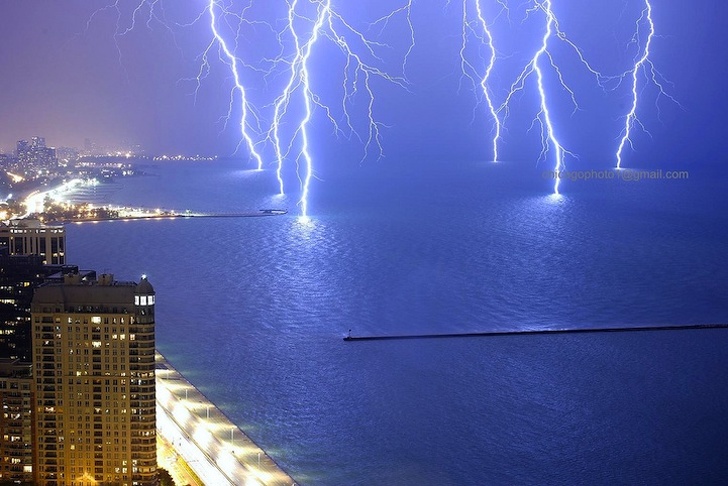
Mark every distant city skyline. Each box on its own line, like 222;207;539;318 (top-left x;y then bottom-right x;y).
0;135;144;157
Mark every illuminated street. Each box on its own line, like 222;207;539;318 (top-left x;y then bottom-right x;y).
21;178;83;216
157;434;204;486
156;353;296;486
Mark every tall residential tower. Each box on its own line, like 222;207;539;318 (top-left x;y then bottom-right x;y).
31;274;157;486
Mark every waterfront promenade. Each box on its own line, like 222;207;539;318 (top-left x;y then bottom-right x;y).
155;352;296;486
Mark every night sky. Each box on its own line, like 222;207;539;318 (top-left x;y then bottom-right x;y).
1;1;727;173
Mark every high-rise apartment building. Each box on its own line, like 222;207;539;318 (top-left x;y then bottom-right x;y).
0;219;66;265
1;248;94;362
0;250;46;361
31;273;157;486
1;253;95;483
0;359;34;484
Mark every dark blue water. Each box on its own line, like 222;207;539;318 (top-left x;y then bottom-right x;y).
67;160;728;485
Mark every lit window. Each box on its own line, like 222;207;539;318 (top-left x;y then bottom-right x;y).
91;316;101;324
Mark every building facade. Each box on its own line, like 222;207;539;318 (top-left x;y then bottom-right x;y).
31;274;157;486
0;250;88;362
0;219;66;265
0;359;34;484
0;251;46;361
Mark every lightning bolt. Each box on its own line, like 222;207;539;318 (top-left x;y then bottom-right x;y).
496;0;616;194
84;0;679;205
84;0;184;73
85;1;411;218
497;1;571;194
458;0;503;162
270;0;330;221
615;0;679;169
87;0;269;169
268;0;412;219
204;0;265;169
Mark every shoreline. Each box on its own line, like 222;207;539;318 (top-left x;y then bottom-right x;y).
63;210;288;224
155;352;297;486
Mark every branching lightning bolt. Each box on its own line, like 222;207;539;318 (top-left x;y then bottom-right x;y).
84;0;680;207
204;0;264;169
87;0;411;218
84;0;172;75
459;0;502;162
269;0;330;220
268;0;412;219
459;0;611;184
615;0;680;169
498;0;579;194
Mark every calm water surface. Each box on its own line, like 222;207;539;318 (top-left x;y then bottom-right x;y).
67;160;728;485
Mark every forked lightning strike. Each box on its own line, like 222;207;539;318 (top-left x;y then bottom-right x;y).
615;0;680;169
497;0;580;194
458;0;502;162
268;0;412;219
84;0;168;70
269;0;330;221
85;0;678;211
205;0;264;170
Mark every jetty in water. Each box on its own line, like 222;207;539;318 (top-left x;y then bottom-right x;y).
343;323;728;342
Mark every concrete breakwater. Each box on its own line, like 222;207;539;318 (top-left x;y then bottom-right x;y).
343;323;728;342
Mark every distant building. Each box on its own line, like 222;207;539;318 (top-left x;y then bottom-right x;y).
31;273;157;486
0;359;34;484
0;219;66;265
55;147;80;165
16;137;57;172
83;139;98;156
16;140;30;157
0;250;46;362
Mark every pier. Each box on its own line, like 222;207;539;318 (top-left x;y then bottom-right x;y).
155;352;296;486
343;323;728;342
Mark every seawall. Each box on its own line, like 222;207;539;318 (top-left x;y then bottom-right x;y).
155;352;296;486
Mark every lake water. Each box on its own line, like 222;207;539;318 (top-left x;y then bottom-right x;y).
66;159;728;485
